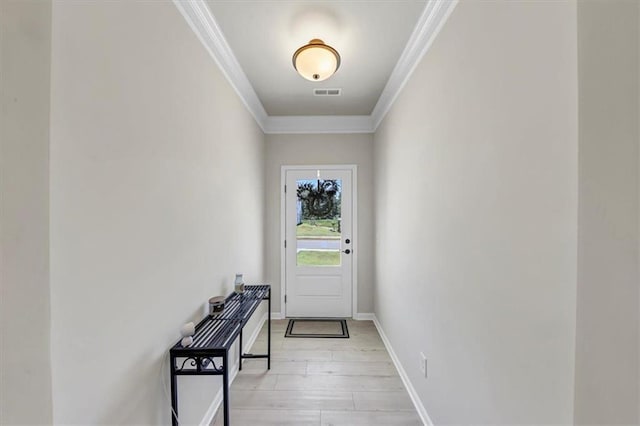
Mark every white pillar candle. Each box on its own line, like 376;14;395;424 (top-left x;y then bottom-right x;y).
180;322;195;337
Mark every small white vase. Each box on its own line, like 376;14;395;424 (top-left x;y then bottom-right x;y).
234;273;245;294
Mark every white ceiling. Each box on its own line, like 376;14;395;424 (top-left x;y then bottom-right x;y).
174;0;457;132
205;0;427;117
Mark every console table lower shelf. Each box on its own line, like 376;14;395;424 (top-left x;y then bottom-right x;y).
169;284;271;426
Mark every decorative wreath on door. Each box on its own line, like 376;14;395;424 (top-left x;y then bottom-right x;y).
296;180;339;218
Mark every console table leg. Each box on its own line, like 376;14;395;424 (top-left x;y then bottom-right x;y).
239;328;243;371
170;354;178;426
267;293;271;370
223;351;230;426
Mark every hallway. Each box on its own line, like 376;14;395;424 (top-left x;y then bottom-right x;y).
212;320;421;425
2;0;639;424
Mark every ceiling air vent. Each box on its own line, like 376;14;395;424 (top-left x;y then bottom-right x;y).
313;88;342;96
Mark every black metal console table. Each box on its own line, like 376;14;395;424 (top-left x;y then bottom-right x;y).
169;284;271;426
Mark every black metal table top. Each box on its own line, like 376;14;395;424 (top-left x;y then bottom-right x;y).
216;284;270;320
170;284;270;354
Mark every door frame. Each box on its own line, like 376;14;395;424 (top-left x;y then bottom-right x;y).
280;164;358;319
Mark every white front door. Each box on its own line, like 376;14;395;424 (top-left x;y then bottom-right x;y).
284;167;354;318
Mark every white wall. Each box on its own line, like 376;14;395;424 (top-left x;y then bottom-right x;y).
49;1;264;424
0;1;54;423
265;133;374;315
574;1;640;423
373;1;578;423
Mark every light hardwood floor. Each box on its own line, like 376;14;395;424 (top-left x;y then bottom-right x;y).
212;319;422;426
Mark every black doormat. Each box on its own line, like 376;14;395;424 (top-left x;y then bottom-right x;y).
285;318;349;338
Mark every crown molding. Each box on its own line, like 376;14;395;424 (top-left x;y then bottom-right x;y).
172;0;268;131
370;0;459;130
264;115;374;134
173;0;457;134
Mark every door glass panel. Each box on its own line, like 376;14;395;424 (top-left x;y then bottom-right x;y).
296;179;342;266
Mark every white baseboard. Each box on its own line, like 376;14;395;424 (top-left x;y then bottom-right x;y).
354;312;375;320
372;315;433;426
274;312;373;320
199;363;238;426
244;312;269;351
199;312;268;426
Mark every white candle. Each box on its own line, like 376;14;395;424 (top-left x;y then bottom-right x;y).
180;322;195;337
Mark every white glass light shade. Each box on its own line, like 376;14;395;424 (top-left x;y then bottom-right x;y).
292;39;341;82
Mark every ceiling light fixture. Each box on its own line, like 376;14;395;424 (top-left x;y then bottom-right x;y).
292;39;341;82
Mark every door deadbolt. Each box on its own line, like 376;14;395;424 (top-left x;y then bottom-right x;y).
345;239;350;244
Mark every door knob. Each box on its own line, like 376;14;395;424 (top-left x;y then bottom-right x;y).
342;249;351;254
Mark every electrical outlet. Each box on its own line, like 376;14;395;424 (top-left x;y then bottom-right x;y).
420;352;427;378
